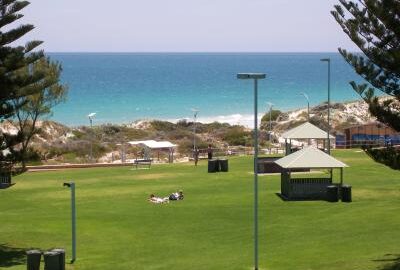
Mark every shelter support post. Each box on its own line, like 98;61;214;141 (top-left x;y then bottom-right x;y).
340;167;343;199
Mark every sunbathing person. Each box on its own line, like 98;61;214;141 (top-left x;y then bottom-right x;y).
169;190;184;201
148;194;169;204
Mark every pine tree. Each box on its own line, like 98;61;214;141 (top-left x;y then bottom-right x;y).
12;57;68;168
0;0;46;172
332;0;400;131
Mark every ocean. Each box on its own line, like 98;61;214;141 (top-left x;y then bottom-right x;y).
48;52;363;127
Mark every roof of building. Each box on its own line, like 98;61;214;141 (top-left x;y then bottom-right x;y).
275;146;348;169
282;122;335;140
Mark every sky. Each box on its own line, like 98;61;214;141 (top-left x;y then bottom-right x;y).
16;0;359;52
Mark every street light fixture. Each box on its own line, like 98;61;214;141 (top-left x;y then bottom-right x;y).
300;92;310;120
87;113;96;162
191;108;199;150
237;72;266;270
320;58;331;155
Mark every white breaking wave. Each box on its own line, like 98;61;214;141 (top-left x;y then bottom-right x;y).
168;113;264;128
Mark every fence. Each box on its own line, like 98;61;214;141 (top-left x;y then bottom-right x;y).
281;172;332;200
336;139;400;149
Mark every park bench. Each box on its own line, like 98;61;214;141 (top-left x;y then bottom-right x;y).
133;159;152;169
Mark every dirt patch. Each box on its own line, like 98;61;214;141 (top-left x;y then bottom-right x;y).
134;173;174;180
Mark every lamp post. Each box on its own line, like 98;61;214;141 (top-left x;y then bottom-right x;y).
300;92;310;120
237;72;266;270
87;113;96;162
63;182;76;263
320;58;331;155
191;108;199;150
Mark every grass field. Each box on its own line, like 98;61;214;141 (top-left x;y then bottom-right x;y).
1;149;400;270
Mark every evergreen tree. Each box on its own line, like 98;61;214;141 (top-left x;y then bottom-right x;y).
12;57;68;168
0;0;46;172
332;0;400;131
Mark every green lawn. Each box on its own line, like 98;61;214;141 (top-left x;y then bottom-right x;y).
1;150;400;270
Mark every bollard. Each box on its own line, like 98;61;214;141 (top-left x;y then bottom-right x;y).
341;185;352;202
207;159;218;173
326;185;339;202
51;249;65;270
26;250;41;270
44;251;60;270
219;159;229;172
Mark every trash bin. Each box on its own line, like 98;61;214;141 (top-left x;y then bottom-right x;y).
208;159;219;173
341;185;352;202
26;250;41;270
44;251;60;270
326;185;338;202
219;159;228;172
51;249;65;270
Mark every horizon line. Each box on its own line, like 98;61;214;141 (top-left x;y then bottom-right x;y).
45;51;354;54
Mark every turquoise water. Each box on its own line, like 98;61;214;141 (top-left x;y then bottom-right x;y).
49;53;363;126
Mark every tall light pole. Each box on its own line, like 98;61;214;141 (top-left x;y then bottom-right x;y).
63;182;76;263
87;113;96;162
300;92;310;120
237;72;266;270
320;58;331;155
191;108;199;150
267;102;274;142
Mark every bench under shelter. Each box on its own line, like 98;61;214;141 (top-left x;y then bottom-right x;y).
128;140;177;167
275;146;348;200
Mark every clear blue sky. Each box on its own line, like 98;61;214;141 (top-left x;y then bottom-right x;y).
18;0;359;52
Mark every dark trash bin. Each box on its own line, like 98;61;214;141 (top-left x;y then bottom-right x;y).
219;159;228;172
326;185;338;202
208;159;219;173
51;249;65;270
26;250;41;270
341;185;352;202
44;251;60;270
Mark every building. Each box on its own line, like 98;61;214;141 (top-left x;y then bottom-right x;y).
336;122;400;148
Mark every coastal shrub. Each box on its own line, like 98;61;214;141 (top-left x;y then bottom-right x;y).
151;120;175;132
203;122;231;133
102;125;121;136
176;119;191;128
167;129;192;140
124;129;149;140
365;146;400;170
222;127;250;146
177;139;194;156
261;109;282;123
71;130;85;139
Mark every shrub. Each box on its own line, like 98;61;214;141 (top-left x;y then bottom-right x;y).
365;146;400;170
151;120;175;131
261;109;282;123
222;127;250;146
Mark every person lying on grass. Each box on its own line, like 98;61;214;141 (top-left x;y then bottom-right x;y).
169;190;184;201
148;194;169;204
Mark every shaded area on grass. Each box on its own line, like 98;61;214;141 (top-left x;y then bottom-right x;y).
374;254;400;270
0;244;26;267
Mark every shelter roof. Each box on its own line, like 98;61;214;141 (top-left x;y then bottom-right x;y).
275;146;348;169
282;122;335;140
128;140;177;149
